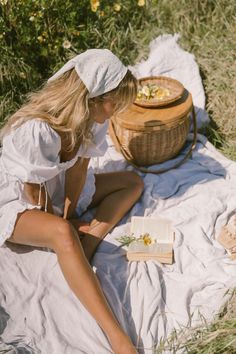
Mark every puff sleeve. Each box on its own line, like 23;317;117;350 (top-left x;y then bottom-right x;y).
1;119;61;183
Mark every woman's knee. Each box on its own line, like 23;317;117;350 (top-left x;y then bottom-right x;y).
124;171;144;196
51;219;76;253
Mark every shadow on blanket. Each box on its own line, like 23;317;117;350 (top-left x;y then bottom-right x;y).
0;304;33;352
103;141;226;198
92;239;147;353
5;242;45;254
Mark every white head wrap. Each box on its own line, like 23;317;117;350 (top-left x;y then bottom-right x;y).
48;49;128;98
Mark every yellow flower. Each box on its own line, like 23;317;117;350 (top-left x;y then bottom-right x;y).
90;0;100;12
98;10;105;18
72;30;80;36
62;40;72;49
138;0;145;6
29;16;35;22
0;0;8;5
37;35;44;43
140;233;156;246
19;72;26;79
114;3;121;12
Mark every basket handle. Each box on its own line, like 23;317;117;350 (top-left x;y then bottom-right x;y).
109;105;198;174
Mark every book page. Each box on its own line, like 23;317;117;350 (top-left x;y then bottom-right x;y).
130;216;174;243
128;242;172;254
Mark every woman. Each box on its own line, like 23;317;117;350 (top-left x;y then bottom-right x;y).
0;49;144;353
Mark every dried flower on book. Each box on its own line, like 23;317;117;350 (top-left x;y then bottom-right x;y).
138;233;156;246
116;235;136;246
117;233;156;247
121;216;174;264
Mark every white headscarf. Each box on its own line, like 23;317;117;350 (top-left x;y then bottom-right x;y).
48;49;128;98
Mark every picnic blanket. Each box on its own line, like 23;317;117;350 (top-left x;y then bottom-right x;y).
1;34;236;354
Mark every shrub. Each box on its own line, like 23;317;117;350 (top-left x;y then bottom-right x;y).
0;0;157;124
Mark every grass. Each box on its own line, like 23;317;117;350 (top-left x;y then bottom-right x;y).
144;0;236;160
155;290;236;353
157;317;236;354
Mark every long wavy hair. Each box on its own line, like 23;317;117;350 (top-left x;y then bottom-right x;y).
0;68;137;152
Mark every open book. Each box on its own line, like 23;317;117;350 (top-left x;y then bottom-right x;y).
126;216;174;264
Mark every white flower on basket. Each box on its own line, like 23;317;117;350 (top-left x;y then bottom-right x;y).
141;85;150;97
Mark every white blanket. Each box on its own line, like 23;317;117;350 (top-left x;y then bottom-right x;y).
1;35;236;354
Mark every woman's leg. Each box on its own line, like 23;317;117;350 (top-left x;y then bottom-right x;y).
80;171;144;260
7;209;137;354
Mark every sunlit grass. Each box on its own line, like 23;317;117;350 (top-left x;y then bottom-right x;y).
154;290;236;353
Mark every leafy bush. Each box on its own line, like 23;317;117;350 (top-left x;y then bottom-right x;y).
0;0;158;123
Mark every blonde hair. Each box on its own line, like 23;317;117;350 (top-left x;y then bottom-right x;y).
0;67;137;152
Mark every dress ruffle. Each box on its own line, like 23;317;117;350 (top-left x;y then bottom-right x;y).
0;201;42;246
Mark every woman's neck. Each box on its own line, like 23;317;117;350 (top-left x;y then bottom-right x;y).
59;132;81;162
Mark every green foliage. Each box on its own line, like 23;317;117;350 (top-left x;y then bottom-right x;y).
0;0;158;124
116;234;136;246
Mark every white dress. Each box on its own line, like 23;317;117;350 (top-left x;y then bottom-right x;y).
0;119;108;246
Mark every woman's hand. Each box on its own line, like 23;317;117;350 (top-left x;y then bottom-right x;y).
69;218;90;236
63;157;90;220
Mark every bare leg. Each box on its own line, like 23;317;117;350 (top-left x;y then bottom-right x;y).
7;210;137;354
80;171;144;260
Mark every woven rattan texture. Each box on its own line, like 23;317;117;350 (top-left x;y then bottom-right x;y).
112;116;190;165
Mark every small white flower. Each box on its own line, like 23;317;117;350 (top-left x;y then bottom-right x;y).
114;3;121;12
62;40;72;49
19;72;26;79
142;85;150;97
37;35;44;43
138;0;145;6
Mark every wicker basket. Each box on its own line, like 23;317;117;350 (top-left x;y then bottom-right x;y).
109;77;197;174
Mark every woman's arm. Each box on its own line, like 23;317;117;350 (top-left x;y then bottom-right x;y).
23;183;54;214
63;157;90;220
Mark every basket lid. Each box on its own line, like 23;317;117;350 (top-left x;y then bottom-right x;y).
114;89;193;131
134;76;185;108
